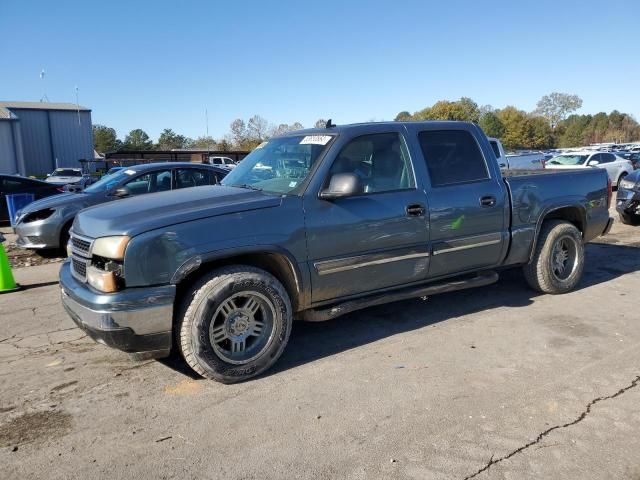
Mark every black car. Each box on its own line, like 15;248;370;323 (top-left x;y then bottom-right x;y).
616;169;640;225
0;175;63;224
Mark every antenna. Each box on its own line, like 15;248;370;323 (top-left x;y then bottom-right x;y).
39;69;49;102
74;86;81;126
325;118;335;128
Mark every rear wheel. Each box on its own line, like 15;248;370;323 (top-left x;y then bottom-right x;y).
177;266;292;383
523;220;584;294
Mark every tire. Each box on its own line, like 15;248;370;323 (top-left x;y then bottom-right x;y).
619;211;640;226
617;172;628;190
523;220;584;294
177;265;292;383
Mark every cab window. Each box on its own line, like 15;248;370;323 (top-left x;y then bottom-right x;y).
327;133;415;194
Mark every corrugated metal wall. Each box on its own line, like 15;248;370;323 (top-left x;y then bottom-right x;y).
0;122;18;174
12;109;54;175
7;109;93;176
49;110;94;167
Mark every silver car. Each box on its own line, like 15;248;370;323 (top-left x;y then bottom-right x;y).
14;162;229;252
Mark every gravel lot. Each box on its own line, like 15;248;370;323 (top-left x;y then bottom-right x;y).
1;209;639;480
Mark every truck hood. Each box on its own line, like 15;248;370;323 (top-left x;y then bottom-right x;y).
19;192;100;214
73;185;282;238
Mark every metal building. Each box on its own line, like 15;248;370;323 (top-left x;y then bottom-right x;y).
0;101;94;176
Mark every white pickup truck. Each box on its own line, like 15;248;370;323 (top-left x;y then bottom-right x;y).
488;138;545;171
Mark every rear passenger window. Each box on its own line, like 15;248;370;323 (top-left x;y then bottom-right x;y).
418;130;489;187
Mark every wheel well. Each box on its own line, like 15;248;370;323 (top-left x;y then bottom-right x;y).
175;253;301;312
542;207;584;234
60;219;74;245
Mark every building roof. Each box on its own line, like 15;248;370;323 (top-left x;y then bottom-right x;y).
0;101;91;119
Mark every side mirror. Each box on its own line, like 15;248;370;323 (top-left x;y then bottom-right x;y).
588;160;600;166
319;173;363;200
112;186;131;198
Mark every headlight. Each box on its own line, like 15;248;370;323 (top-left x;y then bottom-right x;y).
619;179;637;190
91;236;130;260
22;208;55;223
86;266;118;293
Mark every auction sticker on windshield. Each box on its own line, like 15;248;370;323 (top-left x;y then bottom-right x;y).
300;135;332;145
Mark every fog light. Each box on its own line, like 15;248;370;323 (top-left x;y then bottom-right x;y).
86;266;118;293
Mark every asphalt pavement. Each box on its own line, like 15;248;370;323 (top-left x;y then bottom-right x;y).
1;210;639;480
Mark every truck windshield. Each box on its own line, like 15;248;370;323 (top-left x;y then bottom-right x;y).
547;155;589;166
221;134;334;194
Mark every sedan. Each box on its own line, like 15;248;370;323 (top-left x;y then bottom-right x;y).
14;163;228;253
1;175;64;224
545;151;634;187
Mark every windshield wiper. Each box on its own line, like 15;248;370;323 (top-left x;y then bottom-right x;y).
228;183;263;191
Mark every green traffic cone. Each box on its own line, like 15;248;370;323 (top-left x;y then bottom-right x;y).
0;243;20;293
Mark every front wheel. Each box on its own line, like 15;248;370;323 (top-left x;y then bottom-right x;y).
523;220;584;294
177;266;292;383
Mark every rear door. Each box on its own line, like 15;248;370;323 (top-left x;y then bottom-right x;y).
410;125;509;279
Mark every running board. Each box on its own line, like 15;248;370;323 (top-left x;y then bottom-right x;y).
300;271;499;322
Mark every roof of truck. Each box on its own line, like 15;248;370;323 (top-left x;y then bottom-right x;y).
279;120;477;137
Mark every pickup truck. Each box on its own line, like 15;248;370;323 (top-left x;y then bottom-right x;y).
60;121;613;383
487;137;546;170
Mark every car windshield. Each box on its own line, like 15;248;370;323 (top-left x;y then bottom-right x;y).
84;169;133;193
221;134;334;194
53;169;81;177
547;155;589;166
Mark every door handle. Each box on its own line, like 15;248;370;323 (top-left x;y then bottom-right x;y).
406;203;426;217
479;195;496;207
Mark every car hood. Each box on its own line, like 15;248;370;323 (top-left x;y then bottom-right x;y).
544;164;587;169
73;186;282;238
19;192;101;214
46;176;83;184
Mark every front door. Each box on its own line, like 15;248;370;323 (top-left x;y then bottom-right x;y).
304;131;430;303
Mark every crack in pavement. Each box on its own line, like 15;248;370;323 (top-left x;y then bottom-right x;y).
463;375;640;480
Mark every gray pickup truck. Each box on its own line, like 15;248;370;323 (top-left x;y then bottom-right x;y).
60;121;613;383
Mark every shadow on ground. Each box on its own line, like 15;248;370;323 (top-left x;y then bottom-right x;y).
160;242;640;379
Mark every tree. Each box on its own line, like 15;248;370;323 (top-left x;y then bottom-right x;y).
413;97;480;123
314;119;328;128
496;106;530;150
246;115;270;142
393;112;411;122
229;119;248;147
122;129;153;150
271;122;305;137
479;111;505;138
188;136;217;149
157;128;188;150
92;124;120;153
534;92;583;129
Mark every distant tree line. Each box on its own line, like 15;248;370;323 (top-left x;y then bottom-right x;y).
93;116;329;154
395;93;640;151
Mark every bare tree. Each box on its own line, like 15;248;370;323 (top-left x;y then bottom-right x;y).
247;115;269;141
314;119;327;128
534;92;583;129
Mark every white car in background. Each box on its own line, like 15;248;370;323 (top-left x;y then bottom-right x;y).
207;156;237;169
488;138;545;170
545;151;633;187
45;168;93;191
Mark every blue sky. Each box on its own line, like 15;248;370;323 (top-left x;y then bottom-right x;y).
1;0;638;141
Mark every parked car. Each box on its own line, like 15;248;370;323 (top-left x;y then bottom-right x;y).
545;151;633;187
45;168;94;191
14;163;229;253
616;170;640;225
0;175;64;224
488;138;545;170
59;121;612;383
207;156;237;169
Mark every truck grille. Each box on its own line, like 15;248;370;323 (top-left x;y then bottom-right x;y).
71;236;91;255
71;257;88;280
69;232;93;282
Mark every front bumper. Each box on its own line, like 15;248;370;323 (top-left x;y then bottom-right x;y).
59;261;176;358
14;218;61;249
616;188;640;215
